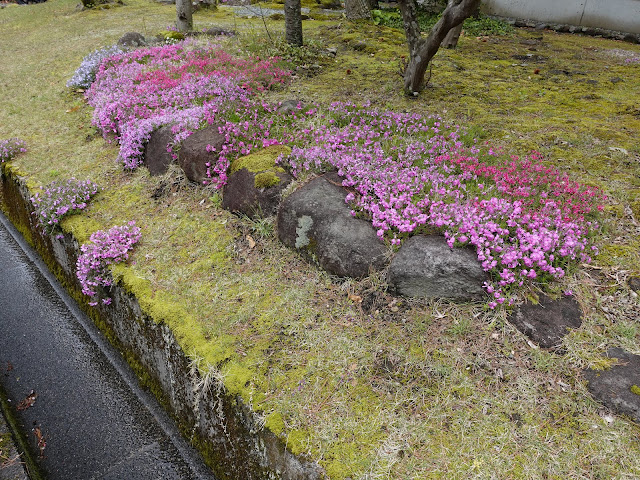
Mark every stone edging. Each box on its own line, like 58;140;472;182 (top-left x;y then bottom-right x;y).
489;14;640;43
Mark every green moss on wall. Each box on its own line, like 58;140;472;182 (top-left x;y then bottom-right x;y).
61;215;102;244
265;412;285;435
287;428;311;456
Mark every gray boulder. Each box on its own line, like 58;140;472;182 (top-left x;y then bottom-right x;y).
584;348;640;423
276;100;305;115
508;294;582;350
118;32;146;47
178;125;225;184
388;235;486;301
143;124;174;176
203;27;236;36
277;173;388;278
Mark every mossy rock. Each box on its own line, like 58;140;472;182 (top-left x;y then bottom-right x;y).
230;144;291;175
254;171;281;189
584;348;640;423
277;173;388;278
223;145;293;218
157;30;186;41
318;0;341;9
81;0;123;8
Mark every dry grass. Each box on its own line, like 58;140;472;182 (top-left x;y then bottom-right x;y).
1;0;640;478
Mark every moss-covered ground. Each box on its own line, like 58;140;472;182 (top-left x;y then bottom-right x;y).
1;0;639;477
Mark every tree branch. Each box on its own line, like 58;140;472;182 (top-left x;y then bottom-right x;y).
401;0;480;93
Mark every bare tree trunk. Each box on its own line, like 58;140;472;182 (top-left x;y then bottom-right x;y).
285;0;303;46
367;0;379;11
345;0;371;20
398;0;479;94
442;23;463;48
176;0;193;32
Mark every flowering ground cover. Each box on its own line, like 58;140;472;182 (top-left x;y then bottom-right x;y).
66;45;126;90
274;103;605;306
0;138;27;163
2;1;640;478
86;41;290;172
85;41;604;307
31;178;99;235
76;222;142;306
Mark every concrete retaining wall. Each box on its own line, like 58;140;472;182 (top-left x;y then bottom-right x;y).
0;165;324;480
482;0;640;34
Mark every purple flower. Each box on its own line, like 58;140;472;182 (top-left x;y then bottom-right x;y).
0;138;27;163
76;222;141;306
31;179;99;235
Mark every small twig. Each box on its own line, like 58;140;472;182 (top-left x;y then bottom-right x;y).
424;62;433;87
258;4;273;43
308;376;344;415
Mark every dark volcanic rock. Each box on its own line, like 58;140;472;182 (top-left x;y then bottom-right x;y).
203;27;236;36
118;32;146;47
584;348;640;423
178;125;225;184
277;173;387;278
223;168;292;217
509;294;582;350
277;99;305;115
511;53;547;62
143;124;175;175
388;235;486;301
222;146;293;218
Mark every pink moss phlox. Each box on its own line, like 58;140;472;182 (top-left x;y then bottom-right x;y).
85;41;290;170
31;178;99;235
76;221;141;305
82;39;605;308
0;138;27;163
278;102;604;307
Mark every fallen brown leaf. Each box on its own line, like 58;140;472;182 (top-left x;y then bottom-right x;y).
348;293;362;303
16;390;37;411
32;426;46;458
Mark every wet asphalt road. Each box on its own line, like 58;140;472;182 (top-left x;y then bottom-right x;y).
0;211;218;480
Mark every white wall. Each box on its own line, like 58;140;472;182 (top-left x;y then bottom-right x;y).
481;0;640;34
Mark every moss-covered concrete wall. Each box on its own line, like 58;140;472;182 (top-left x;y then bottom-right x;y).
0;163;326;480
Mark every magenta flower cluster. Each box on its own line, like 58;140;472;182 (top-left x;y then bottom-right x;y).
276;103;604;307
85;40;290;169
0;138;27;163
31;179;99;235
76;222;141;306
201;101;298;187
